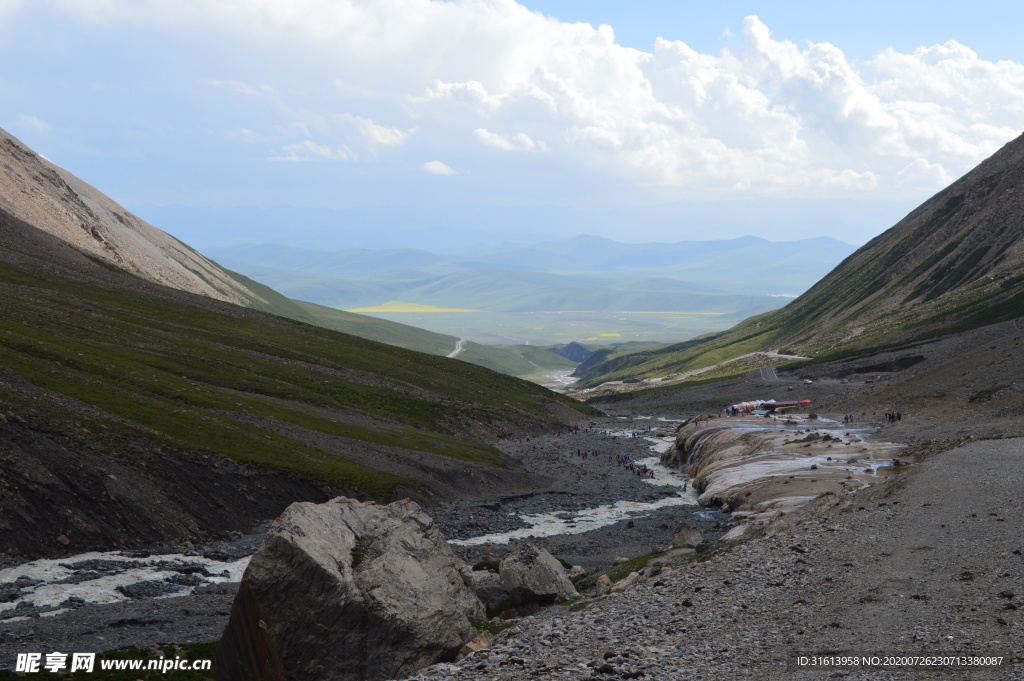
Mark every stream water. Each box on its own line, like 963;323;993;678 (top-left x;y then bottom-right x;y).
0;552;249;622
1;421;694;620
450;430;698;546
1;415;903;620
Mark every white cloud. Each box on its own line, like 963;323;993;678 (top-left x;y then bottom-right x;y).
337;114;407;147
269;140;350;162
27;2;1024;197
895;157;953;188
474;128;545;152
423;160;457;175
19;114;51;132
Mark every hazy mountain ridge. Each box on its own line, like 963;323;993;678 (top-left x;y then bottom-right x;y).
205;236;855;315
208;234;854;288
573;131;1024;388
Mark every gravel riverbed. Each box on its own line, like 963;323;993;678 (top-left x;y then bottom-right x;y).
0;418;724;667
410;437;1024;681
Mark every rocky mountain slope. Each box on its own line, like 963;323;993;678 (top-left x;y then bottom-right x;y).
575;131;1024;387
0;128;304;314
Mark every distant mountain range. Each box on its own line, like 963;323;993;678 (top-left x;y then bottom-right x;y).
204;235;857;313
574;131;1024;387
132;198;919;253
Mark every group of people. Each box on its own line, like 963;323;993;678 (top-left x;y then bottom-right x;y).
842;413;856;423
565;448;657;480
616;453;656;479
885;410;903;422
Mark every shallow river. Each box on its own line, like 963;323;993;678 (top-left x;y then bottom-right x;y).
451;428;698;545
1;420;692;620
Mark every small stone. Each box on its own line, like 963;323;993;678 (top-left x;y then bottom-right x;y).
459;631;492;657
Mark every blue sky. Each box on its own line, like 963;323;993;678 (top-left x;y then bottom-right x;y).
525;1;1024;62
1;0;1023;249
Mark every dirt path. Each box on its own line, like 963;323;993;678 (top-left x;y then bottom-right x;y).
446;338;466;358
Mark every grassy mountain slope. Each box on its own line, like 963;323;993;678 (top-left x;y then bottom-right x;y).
291;300;587;378
291;299;458;355
456;343;579;379
0;209;597;558
574;131;1024;387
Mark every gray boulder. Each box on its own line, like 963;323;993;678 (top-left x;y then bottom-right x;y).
499;543;579;604
217;497;484;681
469;569;508;612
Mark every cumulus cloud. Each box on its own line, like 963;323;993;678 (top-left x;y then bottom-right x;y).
25;1;1024;197
895;158;953;188
423;160;457;175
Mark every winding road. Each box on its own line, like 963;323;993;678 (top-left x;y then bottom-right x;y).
446;338;467;358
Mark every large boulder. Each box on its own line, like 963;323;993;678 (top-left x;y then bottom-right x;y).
498;543;579;604
217;497;484;681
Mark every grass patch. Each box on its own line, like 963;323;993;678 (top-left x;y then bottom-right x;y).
572;550;669;591
351;540;366;568
968;385;1008;402
469;617;516;635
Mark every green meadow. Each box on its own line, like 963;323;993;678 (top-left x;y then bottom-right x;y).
346;308;751;347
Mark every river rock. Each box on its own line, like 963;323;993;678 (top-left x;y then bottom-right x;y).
499;543;580;604
612;571;641;592
722;524;750;541
217;497;484;681
673;527;703;548
458;631;492;658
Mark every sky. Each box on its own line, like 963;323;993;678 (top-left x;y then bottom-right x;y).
2;0;1024;249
